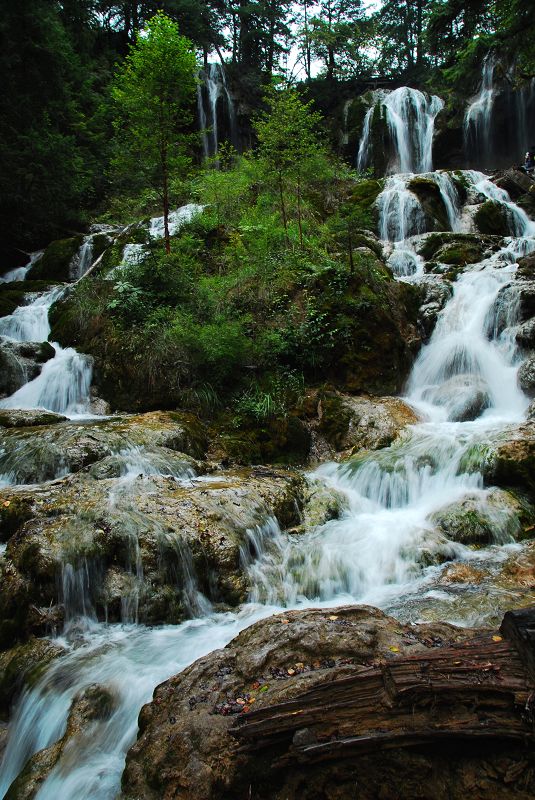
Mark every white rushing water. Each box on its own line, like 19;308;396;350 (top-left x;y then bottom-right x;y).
1;169;535;797
0;287;93;417
464;55;496;167
197;63;237;159
0;251;43;284
357;87;444;174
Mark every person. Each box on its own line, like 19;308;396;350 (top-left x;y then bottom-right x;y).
525;146;535;174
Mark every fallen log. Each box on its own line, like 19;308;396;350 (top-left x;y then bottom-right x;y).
231;608;535;767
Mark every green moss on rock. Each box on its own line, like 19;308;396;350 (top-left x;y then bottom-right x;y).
474;200;511;237
28;236;83;281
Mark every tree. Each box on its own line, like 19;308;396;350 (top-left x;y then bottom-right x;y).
254;88;323;246
111;12;197;253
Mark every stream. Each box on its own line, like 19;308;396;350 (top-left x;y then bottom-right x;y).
1;90;535;798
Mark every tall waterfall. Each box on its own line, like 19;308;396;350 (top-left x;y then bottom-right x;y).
464;56;496;170
357;87;444;174
2;169;535;796
197;63;237;159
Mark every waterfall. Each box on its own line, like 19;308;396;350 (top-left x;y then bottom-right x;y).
0;251;43;284
2;171;535;797
357;87;444;175
464;55;496;169
69;237;94;281
197;63;237;159
0;287;93;416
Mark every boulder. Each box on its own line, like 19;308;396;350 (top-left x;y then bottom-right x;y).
121;606;526;800
315;392;419;454
518;355;535;396
488;421;535;498
416;275;453;339
493;168;535;200
407;176;450;230
430;488;535;546
27;236;83;282
474;200;512;237
516;317;535;349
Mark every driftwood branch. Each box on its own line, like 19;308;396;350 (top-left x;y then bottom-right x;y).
231;608;535;767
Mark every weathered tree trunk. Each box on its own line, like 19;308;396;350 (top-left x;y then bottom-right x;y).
232;607;535;766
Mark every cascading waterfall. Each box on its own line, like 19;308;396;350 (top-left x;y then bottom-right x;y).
357;87;444;174
2;166;535;797
0;287;93;416
0;251;43;283
197;63;237;158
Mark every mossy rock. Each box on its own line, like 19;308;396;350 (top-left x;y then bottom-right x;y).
418;233;491;262
407;176;450;231
317;393;352;449
28;236;83;281
0;639;64;719
516;191;535;221
434;242;486;266
0;495;34;542
351;231;384;260
216;415;311;466
474;200;511;237
347;179;384;232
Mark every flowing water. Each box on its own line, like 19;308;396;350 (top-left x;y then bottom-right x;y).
357;87;443;174
197;63;237;158
1;126;535;795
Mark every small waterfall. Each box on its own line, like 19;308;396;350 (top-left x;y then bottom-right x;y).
431;172;463;232
149;203;203;240
376;175;426;277
464;55;496;169
69;237;94;281
466;169;535;236
0;251;43;284
357;87;444;175
197;63;237;158
0;287;93;416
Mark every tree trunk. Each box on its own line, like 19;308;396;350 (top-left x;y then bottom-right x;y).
279;170;289;245
297;173;303;248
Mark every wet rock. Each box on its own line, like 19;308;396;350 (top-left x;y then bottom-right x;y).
517;253;535;280
422;374;490;422
0;467;306;643
298;479;349;530
212;415;311;467
407;176;450;230
4;684;116;799
315;392;419;455
0;639;65;719
0;721;7;764
417;275;453;339
417;232;500;262
489;421;535;497
430;488;534;546
0;341;55;396
0;410;67;428
0;410;208;485
27;236;83;282
438;562;486;584
494;168;535;200
121;606;494;800
518;355;535;396
474;200;512;237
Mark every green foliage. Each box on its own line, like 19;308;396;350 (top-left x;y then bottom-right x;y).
111;12;197;251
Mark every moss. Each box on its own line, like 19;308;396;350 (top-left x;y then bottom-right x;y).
28;236;83;281
351;232;383;260
216;415;311;466
369;102;390;176
318;394;352;449
435;243;485;265
474;200;511;236
418;233;494;261
516;192;535;221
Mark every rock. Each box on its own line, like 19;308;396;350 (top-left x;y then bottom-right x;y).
494;168;535;200
430;488;534;546
0;639;65;719
0;409;67;428
87;396;111;416
0;467;306;644
0;341;55;396
438;562;486;584
27;236;83;282
0;721;7;764
517;253;535;280
516;317;535;349
298;479;349;530
422;374;491;422
4;684;116;799
417;275;453;339
518;355;535;396
212;415;311;467
407;176;450;230
474;200;512;237
489;421;535;497
0;410;208;485
316;392;419;454
417;232;500;262
121;606;499;800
